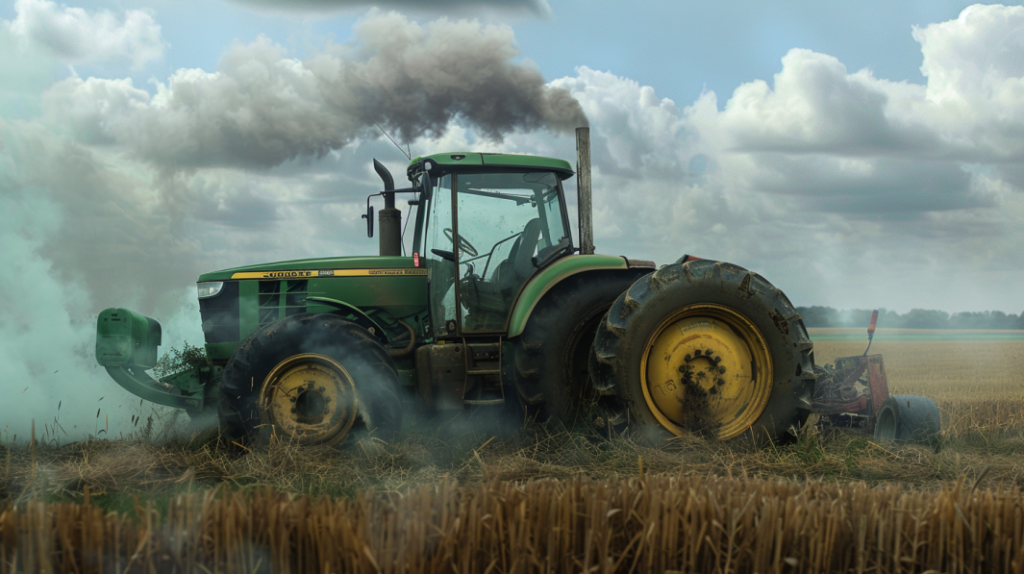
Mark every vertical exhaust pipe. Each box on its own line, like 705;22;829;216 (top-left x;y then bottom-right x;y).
576;127;594;255
373;159;402;257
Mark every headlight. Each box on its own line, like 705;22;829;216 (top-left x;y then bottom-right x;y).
197;282;224;299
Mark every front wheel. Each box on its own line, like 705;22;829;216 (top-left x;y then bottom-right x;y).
590;259;816;445
218;314;402;447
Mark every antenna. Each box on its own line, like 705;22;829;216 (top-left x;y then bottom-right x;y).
374;122;411;160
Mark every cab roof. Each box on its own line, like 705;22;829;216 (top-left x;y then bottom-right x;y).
407;152;574;179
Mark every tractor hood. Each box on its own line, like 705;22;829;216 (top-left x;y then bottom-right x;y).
197;256;417;283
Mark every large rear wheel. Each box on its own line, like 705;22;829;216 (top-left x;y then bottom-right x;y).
509;271;649;426
219;314;402;447
590;259;816;445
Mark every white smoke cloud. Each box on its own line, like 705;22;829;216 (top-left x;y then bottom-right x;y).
0;137;202;443
4;0;164;68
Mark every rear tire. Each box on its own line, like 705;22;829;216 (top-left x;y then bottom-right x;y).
218;314;402;447
590;259;816;445
873;395;940;443
510;271;649;427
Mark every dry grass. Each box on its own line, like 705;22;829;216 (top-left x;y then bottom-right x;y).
3;475;1024;573
2;417;1023;509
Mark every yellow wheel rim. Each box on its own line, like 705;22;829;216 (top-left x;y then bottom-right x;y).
258;353;358;446
640;304;773;440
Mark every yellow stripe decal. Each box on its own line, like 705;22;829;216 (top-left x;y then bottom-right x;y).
230;269;428;280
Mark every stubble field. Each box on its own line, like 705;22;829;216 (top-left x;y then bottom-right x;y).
2;331;1023;572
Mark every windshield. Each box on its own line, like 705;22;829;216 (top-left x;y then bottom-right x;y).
456;171;570;264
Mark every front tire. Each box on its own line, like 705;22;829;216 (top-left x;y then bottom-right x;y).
218;314;402;447
590;259;816;445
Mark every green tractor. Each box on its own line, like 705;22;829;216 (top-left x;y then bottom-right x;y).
95;128;819;447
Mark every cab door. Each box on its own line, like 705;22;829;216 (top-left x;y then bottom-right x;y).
421;174;458;338
421;170;571;337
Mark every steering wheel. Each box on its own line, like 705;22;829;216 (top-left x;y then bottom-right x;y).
443;228;479;257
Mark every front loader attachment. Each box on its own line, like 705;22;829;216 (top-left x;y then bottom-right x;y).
96;308;206;411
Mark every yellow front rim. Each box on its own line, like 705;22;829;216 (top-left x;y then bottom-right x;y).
259;353;358;446
640;304;773;440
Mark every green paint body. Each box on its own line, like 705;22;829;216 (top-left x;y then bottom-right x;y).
93;152;648;410
506;254;628;337
410;152;573;174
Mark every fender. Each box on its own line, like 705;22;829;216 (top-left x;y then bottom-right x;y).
506;254;653;338
305;296;390;342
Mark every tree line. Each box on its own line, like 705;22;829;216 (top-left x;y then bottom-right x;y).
795;306;1024;330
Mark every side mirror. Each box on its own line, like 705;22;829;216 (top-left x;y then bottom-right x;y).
362;205;374;237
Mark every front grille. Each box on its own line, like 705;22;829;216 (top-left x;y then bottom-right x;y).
199;281;240;343
258;280;308;325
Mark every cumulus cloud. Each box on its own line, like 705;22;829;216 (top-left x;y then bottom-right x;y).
711;4;1024;164
4;0;164;68
912;4;1024;160
231;0;550;16
42;11;585;169
716;50;940;156
524;5;1024;312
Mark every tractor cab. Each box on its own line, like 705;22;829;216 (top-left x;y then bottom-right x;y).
373;153;576;339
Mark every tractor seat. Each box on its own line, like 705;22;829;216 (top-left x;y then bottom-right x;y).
462;219;541;317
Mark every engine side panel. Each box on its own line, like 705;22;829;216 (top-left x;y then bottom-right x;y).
200;257;428;362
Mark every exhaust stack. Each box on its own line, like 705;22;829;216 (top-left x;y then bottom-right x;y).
373;159;402;257
576;127;594;255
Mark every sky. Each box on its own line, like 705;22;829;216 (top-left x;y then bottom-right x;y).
1;0;1023;440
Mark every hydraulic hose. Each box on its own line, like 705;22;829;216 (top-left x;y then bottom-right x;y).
387;320;417;358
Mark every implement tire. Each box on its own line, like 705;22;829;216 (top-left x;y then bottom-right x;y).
590;259;815;445
219;314;402;447
873;395;941;443
510;271;649;427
